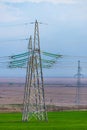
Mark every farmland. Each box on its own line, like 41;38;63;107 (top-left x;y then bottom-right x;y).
0;111;87;130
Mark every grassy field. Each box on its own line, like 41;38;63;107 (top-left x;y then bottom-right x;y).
0;111;87;130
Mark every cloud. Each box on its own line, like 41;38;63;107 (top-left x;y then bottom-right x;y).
0;0;77;4
0;3;22;22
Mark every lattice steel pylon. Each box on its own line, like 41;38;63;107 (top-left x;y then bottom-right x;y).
75;60;83;105
22;20;48;121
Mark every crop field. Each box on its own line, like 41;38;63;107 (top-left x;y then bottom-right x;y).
0;111;87;130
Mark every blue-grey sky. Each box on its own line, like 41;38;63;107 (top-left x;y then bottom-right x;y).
0;0;87;77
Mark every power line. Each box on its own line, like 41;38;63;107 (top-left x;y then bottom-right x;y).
0;22;31;27
0;56;10;59
0;38;28;43
64;55;87;59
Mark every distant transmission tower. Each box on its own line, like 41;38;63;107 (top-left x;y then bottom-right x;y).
75;60;83;105
22;20;48;121
22;35;33;121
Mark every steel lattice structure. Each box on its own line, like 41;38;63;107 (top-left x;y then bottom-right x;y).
22;20;48;121
75;60;83;105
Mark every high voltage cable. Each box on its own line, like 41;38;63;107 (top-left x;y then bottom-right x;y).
64;55;87;59
0;21;48;27
42;59;56;64
0;38;28;43
9;63;26;68
11;52;29;59
9;60;55;68
10;60;55;65
1;51;87;60
42;51;62;58
0;51;61;60
0;22;31;27
10;58;28;64
1;51;87;69
0;52;29;60
0;56;10;59
9;51;60;68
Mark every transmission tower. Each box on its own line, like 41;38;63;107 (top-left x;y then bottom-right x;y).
75;60;83;105
22;35;33;121
22;20;48;121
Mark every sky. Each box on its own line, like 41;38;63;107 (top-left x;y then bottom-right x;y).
0;0;87;77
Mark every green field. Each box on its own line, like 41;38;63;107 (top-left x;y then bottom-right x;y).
0;111;87;130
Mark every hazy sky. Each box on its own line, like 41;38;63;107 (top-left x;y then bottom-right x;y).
0;0;87;77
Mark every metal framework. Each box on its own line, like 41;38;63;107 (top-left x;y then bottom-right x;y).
22;20;48;121
75;60;83;105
